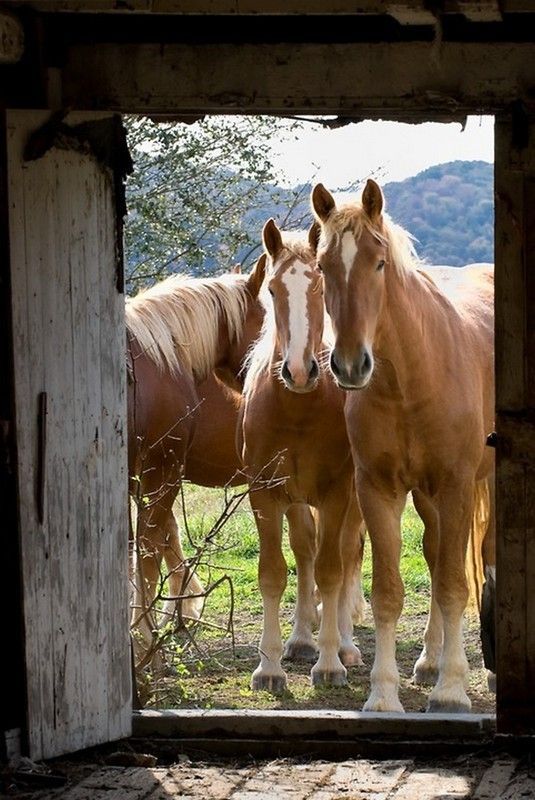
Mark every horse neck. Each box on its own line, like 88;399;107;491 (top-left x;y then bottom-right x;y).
375;266;446;393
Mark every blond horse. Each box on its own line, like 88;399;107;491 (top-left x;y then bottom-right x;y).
240;220;366;691
311;179;494;713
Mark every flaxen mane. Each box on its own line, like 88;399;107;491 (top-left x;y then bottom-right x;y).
126;273;249;381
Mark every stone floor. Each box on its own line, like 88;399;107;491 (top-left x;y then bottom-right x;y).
2;750;534;800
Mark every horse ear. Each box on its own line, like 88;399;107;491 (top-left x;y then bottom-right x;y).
231;263;242;274
246;253;266;298
262;218;283;259
362;178;384;222
311;183;336;222
308;221;321;254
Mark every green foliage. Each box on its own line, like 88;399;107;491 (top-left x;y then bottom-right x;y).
124;115;306;292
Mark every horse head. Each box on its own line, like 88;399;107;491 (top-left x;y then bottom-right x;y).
262;218;323;394
311;179;388;390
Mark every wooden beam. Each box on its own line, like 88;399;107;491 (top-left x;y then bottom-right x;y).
58;41;535;117
387;2;437;25
494;112;535;736
445;1;503;22
4;0;534;12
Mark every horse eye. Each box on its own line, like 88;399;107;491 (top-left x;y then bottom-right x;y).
377;260;385;271
268;287;274;296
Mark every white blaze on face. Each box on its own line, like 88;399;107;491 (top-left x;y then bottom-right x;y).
281;262;310;371
341;230;358;283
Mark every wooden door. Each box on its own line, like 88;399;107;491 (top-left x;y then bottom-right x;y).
7;111;131;760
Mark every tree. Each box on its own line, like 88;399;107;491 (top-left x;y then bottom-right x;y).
124;115;307;293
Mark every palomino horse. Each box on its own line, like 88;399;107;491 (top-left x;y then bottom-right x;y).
240;220;366;691
311;179;494;713
126;262;265;656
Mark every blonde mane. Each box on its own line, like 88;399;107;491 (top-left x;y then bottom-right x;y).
126;273;249;382
244;232;331;394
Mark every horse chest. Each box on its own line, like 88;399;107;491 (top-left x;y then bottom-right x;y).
350;397;446;491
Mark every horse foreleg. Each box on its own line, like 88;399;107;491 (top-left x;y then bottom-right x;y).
250;493;288;693
338;492;365;667
311;485;349;687
358;473;406;712
412;490;443;686
284;503;318;663
427;480;473;714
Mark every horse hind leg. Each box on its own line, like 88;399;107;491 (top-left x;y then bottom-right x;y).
160;509;204;625
480;473;496;693
283;504;319;663
411;490;443;686
426;480;474;714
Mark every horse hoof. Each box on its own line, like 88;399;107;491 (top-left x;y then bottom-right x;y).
283;642;318;663
363;696;404;713
311;669;347;688
339;646;364;668
412;665;439;686
251;673;287;693
426;698;471;714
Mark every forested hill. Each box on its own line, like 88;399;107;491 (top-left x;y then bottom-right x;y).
381;160;493;267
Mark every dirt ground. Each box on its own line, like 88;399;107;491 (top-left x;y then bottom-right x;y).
148;598;495;715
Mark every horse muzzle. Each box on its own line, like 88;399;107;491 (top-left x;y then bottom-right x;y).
329;347;373;390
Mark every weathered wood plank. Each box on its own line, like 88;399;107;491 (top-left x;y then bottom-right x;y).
472;758;519;799
61;41;535;117
494;114;535;735
7;112;51;760
7;110;131;760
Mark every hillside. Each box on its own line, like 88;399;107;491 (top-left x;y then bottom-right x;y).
237;160;494;269
381;160;493;266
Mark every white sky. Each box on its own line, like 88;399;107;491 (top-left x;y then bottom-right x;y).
269;115;494;189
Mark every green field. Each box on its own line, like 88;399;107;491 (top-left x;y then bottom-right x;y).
138;483;494;714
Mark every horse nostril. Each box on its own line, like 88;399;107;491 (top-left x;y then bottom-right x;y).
309;359;319;381
281;361;293;383
330;351;340;376
361;350;372;374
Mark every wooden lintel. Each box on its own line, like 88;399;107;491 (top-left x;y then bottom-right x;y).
446;1;503;22
387;2;437;25
4;0;534;13
58;41;535;116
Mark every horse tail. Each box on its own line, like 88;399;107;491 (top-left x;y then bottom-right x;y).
465;477;491;614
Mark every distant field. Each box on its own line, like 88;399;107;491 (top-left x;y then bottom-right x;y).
139;483;494;715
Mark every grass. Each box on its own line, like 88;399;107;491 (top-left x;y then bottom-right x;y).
142;483;494;715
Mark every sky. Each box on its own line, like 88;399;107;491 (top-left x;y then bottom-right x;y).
269;115;494;190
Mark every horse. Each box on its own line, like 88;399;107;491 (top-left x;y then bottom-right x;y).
239;219;366;692
126;261;265;661
311;178;494;713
